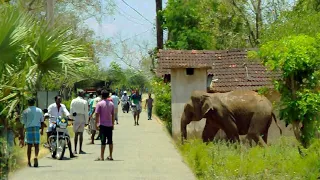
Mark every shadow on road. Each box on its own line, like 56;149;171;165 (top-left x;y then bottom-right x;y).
37;165;52;168
45;157;76;161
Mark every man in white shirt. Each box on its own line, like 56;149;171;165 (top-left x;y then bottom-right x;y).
121;91;130;113
47;95;76;158
89;88;102;144
111;92;120;124
70;90;89;154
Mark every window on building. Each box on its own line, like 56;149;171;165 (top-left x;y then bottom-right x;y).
186;68;194;75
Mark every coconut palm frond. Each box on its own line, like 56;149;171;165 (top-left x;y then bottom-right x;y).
0;92;18;102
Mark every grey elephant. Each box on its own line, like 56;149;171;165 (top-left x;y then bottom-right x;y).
181;90;282;146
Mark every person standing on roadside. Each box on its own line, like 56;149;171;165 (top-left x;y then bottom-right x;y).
89;88;102;143
94;90;115;161
20;97;45;167
111;92;120;124
70;90;89;154
144;93;154;120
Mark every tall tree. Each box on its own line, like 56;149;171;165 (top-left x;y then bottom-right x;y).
162;0;248;50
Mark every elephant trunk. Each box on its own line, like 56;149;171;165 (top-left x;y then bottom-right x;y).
180;112;189;144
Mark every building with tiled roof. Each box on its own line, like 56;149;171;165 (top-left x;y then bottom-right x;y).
156;49;281;92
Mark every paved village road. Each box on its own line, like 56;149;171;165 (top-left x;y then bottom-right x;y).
10;109;195;180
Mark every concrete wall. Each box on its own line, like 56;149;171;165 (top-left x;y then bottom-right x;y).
37;91;59;110
171;68;207;139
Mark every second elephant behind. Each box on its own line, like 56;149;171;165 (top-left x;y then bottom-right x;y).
181;90;282;146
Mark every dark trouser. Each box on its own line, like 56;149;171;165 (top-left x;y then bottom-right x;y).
147;107;152;119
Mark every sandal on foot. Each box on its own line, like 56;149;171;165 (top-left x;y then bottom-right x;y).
34;158;38;167
94;157;104;161
106;157;113;161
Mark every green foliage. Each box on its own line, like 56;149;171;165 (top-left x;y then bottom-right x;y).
162;0;213;50
257;87;270;96
162;0;248;50
180;138;320;179
107;61;150;91
261;11;320;44
152;78;172;134
258;34;320;147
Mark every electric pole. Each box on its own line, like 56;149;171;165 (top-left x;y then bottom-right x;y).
155;0;163;50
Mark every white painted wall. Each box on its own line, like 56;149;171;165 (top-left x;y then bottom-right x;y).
171;68;207;139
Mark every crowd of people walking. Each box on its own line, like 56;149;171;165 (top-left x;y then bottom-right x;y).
19;87;154;166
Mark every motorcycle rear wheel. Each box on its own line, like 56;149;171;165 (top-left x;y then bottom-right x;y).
56;139;66;160
51;150;56;158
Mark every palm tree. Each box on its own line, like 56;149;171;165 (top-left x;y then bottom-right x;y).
0;4;89;117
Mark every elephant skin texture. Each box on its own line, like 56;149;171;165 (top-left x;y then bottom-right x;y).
181;90;282;147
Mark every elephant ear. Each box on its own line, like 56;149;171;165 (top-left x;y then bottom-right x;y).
200;94;215;118
190;91;210;120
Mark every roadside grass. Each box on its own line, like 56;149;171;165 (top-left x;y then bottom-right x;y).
178;137;320;180
8;121;75;174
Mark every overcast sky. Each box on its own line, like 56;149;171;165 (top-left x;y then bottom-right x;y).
85;0;168;69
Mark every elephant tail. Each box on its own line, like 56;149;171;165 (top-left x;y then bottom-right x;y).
272;113;283;135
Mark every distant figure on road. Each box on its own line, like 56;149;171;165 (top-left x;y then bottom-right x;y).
144;93;154;120
88;93;94;116
121;91;130;113
21;97;45;167
94;90;115;161
70;90;89;154
111;92;120;124
87;93;93;107
89;88;102;144
130;89;142;126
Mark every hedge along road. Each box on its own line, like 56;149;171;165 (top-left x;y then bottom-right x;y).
10;108;195;180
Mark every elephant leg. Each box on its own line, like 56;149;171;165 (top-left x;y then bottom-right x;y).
246;133;264;147
202;126;219;143
262;130;269;145
220;117;240;143
247;114;270;147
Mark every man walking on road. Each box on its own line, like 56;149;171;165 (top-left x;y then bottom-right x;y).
94;90;115;161
130;89;142;126
20;97;45;167
70;90;89;154
89;88;102;144
111;91;120;124
144;93;154;120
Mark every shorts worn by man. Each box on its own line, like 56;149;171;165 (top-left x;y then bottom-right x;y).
95;90;115;161
21;98;44;167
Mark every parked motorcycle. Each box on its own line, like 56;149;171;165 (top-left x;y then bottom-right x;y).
46;116;70;160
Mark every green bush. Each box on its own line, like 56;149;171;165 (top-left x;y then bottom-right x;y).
179;138;320;179
0;136;19;179
152;78;172;134
62;99;72;110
